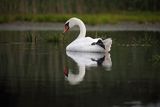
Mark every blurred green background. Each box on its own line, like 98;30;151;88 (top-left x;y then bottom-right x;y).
0;0;160;24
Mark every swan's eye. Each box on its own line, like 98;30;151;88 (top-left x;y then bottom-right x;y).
64;22;70;33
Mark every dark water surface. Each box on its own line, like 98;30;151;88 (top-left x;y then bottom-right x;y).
0;31;160;107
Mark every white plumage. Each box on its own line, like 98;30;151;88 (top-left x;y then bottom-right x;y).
65;51;112;85
64;17;112;52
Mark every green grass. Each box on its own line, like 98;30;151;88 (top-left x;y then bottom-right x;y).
0;12;160;24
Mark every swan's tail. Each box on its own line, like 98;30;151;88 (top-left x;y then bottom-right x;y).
103;38;112;52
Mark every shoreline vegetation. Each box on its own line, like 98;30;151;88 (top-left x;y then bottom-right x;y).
0;12;160;24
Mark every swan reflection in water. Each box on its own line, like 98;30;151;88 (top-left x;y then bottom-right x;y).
64;51;112;85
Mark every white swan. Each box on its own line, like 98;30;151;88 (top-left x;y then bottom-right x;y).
64;52;112;85
63;17;112;52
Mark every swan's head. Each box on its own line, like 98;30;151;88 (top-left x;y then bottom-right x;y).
63;17;81;33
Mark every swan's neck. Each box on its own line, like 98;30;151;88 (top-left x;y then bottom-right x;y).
76;20;86;39
67;65;85;85
79;65;85;75
77;65;85;80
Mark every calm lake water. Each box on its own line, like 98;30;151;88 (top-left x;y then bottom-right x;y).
0;31;160;107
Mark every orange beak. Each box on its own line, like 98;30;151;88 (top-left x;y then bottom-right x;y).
63;25;69;33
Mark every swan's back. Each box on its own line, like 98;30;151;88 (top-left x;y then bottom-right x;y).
103;38;112;52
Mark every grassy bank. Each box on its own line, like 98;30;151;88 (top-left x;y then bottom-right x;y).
0;12;160;24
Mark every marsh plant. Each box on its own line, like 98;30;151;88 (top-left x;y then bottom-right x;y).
114;33;159;47
25;32;37;43
152;54;160;64
24;31;65;43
